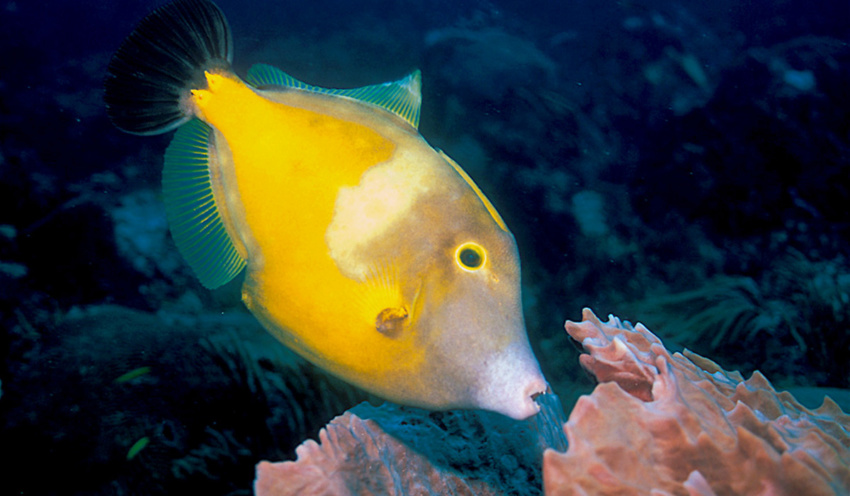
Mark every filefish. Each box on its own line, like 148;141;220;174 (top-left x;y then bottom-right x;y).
104;0;548;419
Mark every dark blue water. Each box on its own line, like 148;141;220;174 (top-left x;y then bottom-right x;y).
1;0;848;494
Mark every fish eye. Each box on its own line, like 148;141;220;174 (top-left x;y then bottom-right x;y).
455;242;486;271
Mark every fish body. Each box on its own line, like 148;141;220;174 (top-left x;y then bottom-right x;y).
105;0;547;419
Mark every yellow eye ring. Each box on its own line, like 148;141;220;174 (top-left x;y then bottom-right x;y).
455;242;486;271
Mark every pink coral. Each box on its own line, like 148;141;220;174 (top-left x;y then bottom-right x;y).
254;411;503;496
544;308;850;496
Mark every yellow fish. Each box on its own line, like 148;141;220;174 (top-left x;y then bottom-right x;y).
105;0;547;419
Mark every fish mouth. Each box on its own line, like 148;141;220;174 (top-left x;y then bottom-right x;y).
479;366;550;420
516;375;551;419
530;383;552;402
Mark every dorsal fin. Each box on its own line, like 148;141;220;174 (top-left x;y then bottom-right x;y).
246;64;422;129
163;118;246;288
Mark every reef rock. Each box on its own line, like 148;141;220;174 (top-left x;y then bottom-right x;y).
255;395;569;496
255;412;500;496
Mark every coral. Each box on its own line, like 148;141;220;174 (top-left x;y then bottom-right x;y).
255;412;503;496
544;308;850;496
255;396;568;496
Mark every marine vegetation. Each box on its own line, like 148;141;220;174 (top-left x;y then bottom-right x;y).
633;250;850;389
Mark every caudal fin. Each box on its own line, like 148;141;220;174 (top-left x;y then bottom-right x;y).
104;0;233;135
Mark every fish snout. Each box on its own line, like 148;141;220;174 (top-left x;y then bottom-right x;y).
476;348;549;420
509;371;550;420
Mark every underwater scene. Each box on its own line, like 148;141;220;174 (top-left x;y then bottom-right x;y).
1;0;849;494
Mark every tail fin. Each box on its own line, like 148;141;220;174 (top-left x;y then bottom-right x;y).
104;0;233;135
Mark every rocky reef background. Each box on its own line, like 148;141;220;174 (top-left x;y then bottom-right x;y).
1;0;848;494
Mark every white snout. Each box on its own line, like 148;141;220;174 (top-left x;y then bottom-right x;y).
475;343;549;420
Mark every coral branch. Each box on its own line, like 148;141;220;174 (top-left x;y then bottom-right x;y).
545;308;850;496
